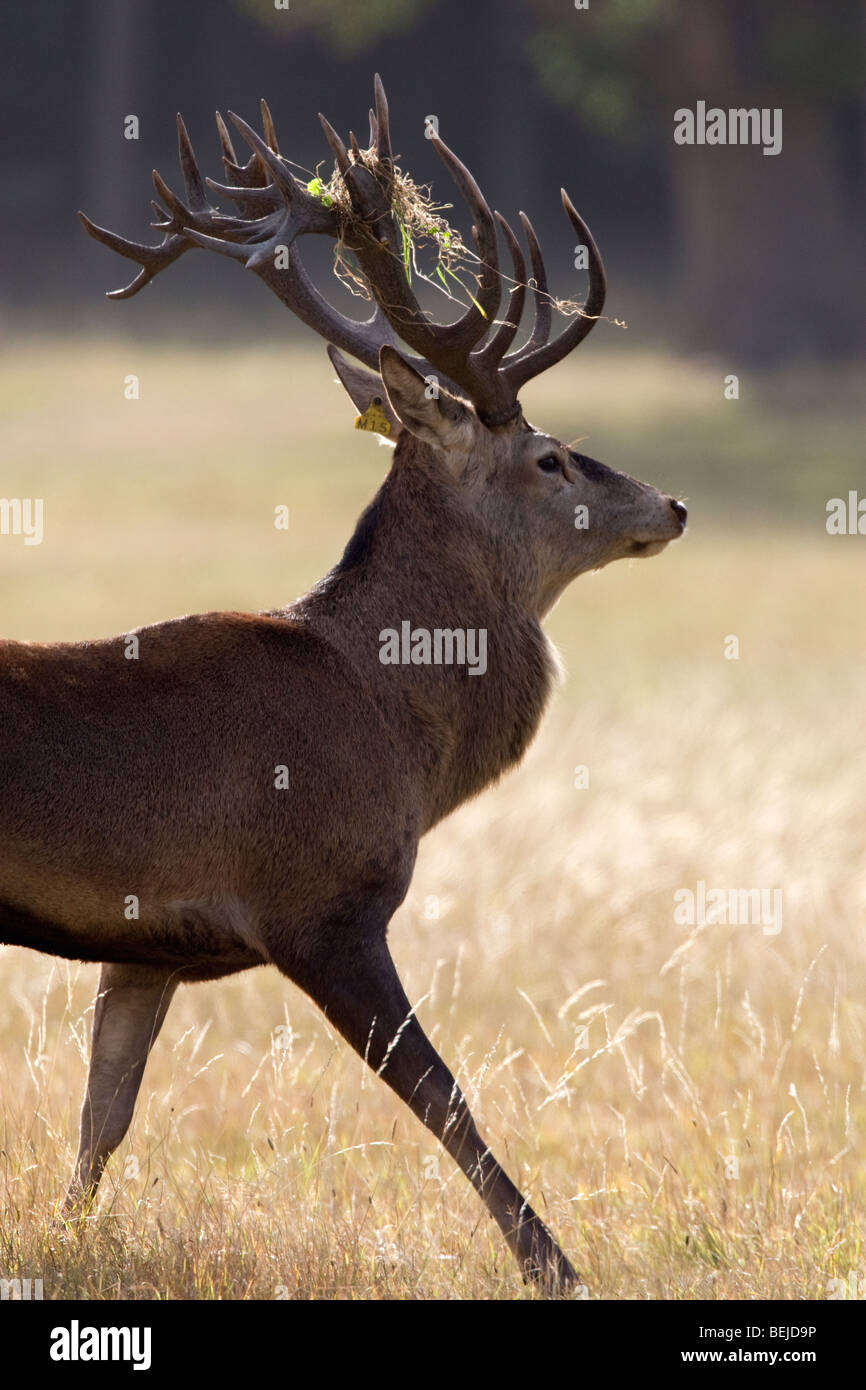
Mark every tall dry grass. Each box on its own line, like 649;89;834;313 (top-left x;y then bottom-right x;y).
0;340;863;1298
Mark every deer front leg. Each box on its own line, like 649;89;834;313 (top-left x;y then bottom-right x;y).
62;963;178;1217
284;926;577;1294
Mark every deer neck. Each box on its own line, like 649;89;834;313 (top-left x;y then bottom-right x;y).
297;446;557;829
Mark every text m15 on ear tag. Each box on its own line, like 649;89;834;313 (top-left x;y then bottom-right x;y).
354;396;391;437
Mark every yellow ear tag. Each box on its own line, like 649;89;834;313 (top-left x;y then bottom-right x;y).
354;395;391;437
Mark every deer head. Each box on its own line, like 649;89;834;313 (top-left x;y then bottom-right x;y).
81;75;686;620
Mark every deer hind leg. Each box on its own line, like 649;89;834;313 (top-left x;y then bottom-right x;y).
62;962;178;1217
281;921;577;1294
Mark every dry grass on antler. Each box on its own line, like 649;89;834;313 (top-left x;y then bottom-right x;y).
304;145;586;326
305;145;476;306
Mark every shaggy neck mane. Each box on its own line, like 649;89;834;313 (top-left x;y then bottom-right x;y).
295;433;557;828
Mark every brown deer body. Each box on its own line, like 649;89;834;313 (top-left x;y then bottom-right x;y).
0;78;685;1293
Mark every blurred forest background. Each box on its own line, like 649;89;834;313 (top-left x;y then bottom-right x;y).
4;0;864;361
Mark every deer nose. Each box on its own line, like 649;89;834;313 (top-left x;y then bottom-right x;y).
669;498;688;527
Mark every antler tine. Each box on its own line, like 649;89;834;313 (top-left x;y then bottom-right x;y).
474;212;526;367
151;168;194;226
504;190;606;393
142;115;228;240
183;227;253;263
368;108;378;148
516;211;552;354
373;72;392;167
217;111;273;193
213;110;280;218
215;110;238;166
260;98;279;152
426;134;502;353
78;211;192;299
318;113;351;177
176;114;209;214
228;110;297;199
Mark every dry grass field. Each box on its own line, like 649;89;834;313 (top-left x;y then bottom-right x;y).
0;338;864;1299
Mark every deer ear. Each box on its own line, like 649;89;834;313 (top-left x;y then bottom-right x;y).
327;346;399;440
378;345;470;450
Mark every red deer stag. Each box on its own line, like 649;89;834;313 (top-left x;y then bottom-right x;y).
1;76;686;1294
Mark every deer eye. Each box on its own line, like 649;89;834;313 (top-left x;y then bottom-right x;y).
537;454;561;473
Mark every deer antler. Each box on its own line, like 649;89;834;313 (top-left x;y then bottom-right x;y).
80;75;606;427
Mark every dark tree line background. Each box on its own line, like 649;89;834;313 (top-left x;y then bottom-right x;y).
4;0;863;362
